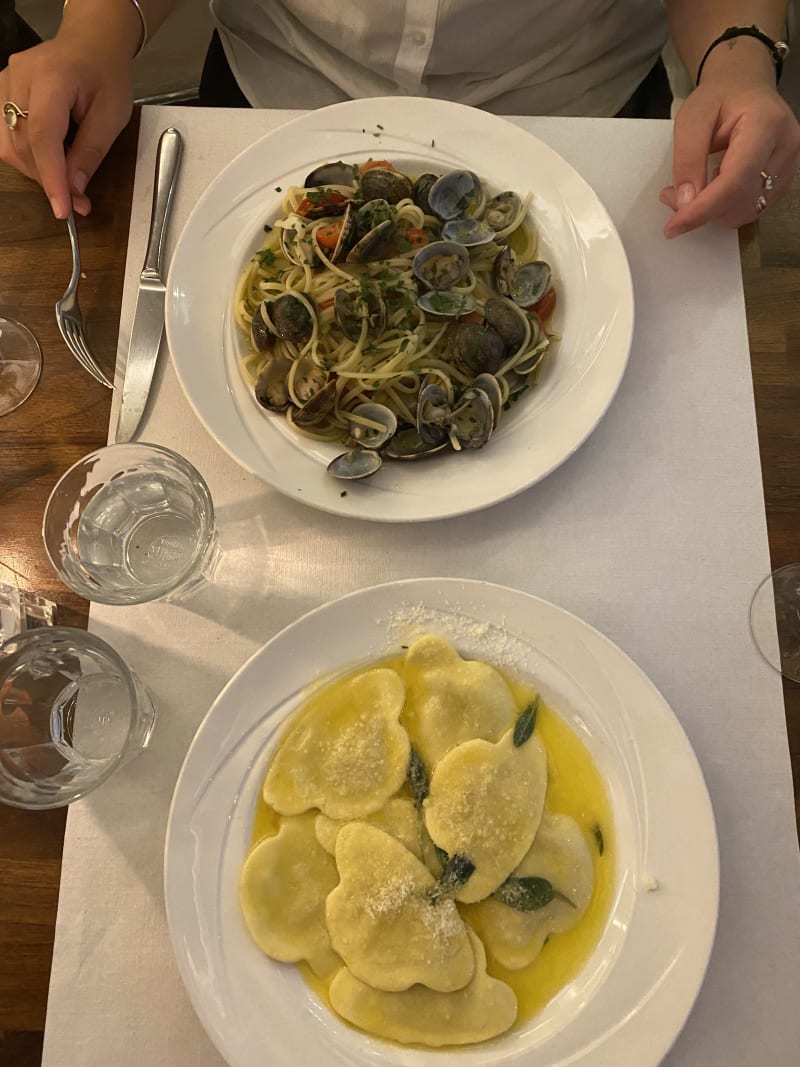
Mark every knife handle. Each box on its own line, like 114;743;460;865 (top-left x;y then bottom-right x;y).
142;127;183;281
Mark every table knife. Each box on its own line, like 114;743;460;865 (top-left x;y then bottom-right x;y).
115;127;183;443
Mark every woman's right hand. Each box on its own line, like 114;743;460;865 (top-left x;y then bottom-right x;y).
0;29;135;218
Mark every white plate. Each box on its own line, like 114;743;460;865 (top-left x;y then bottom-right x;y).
165;98;633;522
164;577;718;1067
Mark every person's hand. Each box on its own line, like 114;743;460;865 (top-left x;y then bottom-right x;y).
660;66;800;239
0;36;133;218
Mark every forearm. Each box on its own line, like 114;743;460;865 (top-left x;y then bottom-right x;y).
665;0;787;83
60;0;177;61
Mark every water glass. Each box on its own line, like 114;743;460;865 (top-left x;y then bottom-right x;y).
0;626;155;809
43;443;218;606
0;316;42;416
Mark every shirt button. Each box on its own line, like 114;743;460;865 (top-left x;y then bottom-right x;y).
409;30;427;46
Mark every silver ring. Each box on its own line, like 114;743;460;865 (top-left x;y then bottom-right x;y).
755;194;768;215
2;101;29;132
760;170;777;191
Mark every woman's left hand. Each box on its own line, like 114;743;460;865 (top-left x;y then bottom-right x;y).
660;68;800;238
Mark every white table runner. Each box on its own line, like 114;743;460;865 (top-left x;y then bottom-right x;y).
41;106;800;1065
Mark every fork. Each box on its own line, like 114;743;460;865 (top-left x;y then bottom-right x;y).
54;211;114;390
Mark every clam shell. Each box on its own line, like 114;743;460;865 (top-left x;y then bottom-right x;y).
412;241;470;290
428;170;482;221
327;449;383;480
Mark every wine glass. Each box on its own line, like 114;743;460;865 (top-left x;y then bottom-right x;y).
749;564;800;682
0;315;42;416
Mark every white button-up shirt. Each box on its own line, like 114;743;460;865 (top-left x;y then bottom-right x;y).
210;0;666;117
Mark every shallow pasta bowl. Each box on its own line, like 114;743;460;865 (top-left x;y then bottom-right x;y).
164;97;633;522
164;577;718;1066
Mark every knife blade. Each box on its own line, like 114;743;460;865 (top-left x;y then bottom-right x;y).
116;127;183;443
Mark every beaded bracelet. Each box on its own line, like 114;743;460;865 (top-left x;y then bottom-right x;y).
696;25;790;86
63;0;148;58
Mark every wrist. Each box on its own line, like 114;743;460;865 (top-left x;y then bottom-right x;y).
699;34;780;87
59;0;143;63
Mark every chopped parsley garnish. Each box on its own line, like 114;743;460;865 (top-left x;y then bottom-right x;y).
274;186;282;192
256;248;276;267
340;490;348;497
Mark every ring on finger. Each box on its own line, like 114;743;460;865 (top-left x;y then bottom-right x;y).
2;100;29;132
755;194;768;215
760;170;778;191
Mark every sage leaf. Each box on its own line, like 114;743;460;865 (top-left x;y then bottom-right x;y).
428;852;475;903
593;824;604;855
513;696;540;747
492;875;576;912
407;748;429;809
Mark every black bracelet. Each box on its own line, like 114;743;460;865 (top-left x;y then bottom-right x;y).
695;25;790;86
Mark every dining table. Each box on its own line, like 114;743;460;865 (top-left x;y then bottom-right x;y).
0;101;799;1067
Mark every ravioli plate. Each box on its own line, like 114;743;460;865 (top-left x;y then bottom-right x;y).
165;96;633;522
164;578;718;1066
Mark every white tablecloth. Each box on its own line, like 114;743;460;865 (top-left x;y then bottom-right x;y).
41;106;800;1065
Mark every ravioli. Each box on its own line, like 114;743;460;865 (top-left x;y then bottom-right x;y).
241;635;613;1048
403;635;518;767
263;667;410;819
424;726;547;902
315;796;422;859
467;813;595;970
239;812;340;977
329;927;517;1047
326;823;474;993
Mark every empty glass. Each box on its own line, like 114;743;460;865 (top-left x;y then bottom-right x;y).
43;442;218;606
0;316;42;415
0;626;155;809
750;564;800;682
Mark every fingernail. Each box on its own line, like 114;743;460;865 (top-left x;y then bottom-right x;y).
49;196;68;220
73;169;88;194
677;181;696;206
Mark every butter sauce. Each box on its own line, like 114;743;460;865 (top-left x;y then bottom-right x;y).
248;647;614;1035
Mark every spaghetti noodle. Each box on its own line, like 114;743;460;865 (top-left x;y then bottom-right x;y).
233;161;556;462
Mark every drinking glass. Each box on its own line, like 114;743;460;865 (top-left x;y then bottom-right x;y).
0;626;155;809
43;443;219;606
750;564;800;682
0;316;42;415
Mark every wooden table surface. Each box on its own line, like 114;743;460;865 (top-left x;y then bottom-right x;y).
0;111;798;1066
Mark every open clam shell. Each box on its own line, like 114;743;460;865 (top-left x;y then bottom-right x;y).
428;170;482;221
483;191;523;231
346;402;397;450
384;428;448;461
416;382;451;446
412;241;471;290
278;214;318;267
441;217;495;247
510;261;552;307
346;218;395;264
334;283;387;341
417;291;477;319
293;376;337;427
448;387;495;450
254;354;293;411
327;449;383;480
